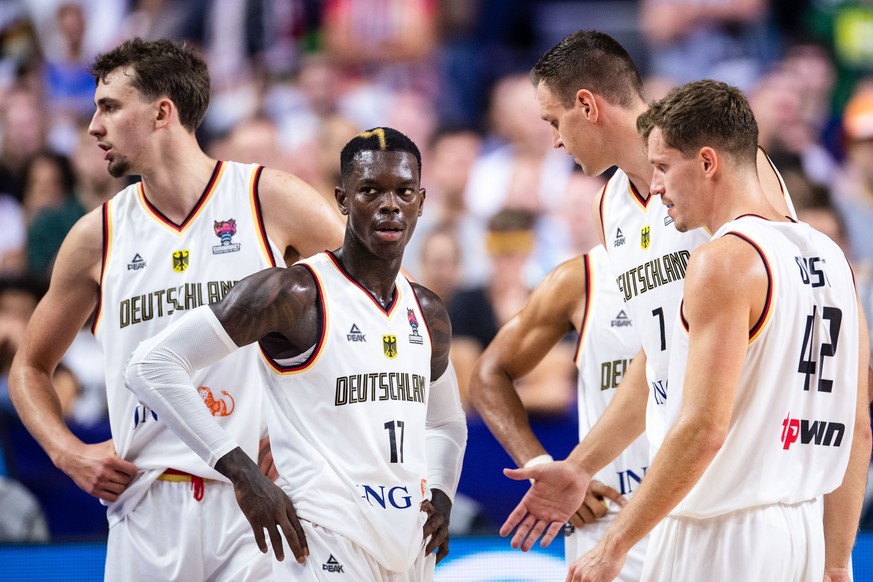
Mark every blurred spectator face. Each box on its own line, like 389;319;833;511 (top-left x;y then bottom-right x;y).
563;171;606;254
491;75;551;153
419;229;461;302
748;69;805;150
23;154;71;215
1;89;45;166
57;3;86;49
387;90;437;155
430;130;481;201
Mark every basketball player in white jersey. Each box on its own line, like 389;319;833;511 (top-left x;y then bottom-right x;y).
8;38;345;580
125;127;467;580
565;79;871;582
498;30;794;552
468;244;648;580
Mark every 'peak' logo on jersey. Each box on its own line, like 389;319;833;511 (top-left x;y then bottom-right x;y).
383;335;398;359
664;215;674;226
614;228;626;247
172;250;190;272
198;386;235;416
610;310;632;327
407;308;423;345
212;219;241;254
127;253;147;271
322;554;344;573
640;226;651;250
347;324;366;342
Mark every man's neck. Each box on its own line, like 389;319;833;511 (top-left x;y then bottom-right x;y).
139;146;216;223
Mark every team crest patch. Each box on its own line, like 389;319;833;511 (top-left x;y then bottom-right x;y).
172;250;190;272
213;219;241;254
407;308;423;344
383;335;398;359
640;226;651;250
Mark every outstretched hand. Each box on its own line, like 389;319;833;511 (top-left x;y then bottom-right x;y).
422;488;452;563
60;439;138;502
217;448;308;564
500;460;590;551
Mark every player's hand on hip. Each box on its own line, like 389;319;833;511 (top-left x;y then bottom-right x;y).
61;439;137;502
567;541;625;582
219;448;309;564
570;480;625;527
421;488;452;563
500;460;590;551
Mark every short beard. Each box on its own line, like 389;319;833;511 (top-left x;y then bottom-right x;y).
107;156;132;178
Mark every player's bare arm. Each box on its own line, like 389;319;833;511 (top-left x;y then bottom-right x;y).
413;282;467;564
258;167;346;264
9;209;138;502
470;257;582;466
822;296;872;581
568;236;763;581
472;256;624;530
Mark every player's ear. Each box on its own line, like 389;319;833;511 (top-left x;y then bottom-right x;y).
417;188;425;216
576;89;598;122
335;187;349;215
699;147;718;177
154;97;173;129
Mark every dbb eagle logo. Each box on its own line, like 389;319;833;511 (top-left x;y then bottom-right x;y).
640;226;651;250
383;335;398;359
172;250;190;272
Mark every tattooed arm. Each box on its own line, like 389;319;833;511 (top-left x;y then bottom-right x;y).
124;266;318;564
413;283;467;563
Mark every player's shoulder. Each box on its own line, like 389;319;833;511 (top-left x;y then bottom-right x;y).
219;264;318;317
689;235;766;289
409;282;449;321
531;255;587;309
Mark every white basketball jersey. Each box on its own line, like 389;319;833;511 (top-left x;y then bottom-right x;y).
95;162;283;500
667;216;858;518
575;245;650;501
258;252;432;573
599;161;794;449
599;169;709;447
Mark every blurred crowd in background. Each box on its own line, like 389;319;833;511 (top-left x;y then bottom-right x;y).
2;0;873;543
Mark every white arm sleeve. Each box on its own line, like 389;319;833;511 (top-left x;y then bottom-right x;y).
124;305;240;467
425;361;467;501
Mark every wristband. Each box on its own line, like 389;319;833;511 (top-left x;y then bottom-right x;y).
523;454;554;469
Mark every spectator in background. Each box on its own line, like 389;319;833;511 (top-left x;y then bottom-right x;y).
833;87;873;263
403;124;483;282
449;208;576;416
0;275;77;418
747;63;839;187
322;0;438;95
639;0;777;91
20;151;84;275
0;87;47;203
0;191;24;274
417;225;463;305
464;73;575;285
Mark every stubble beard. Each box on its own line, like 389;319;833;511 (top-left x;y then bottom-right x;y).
107;155;132;178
